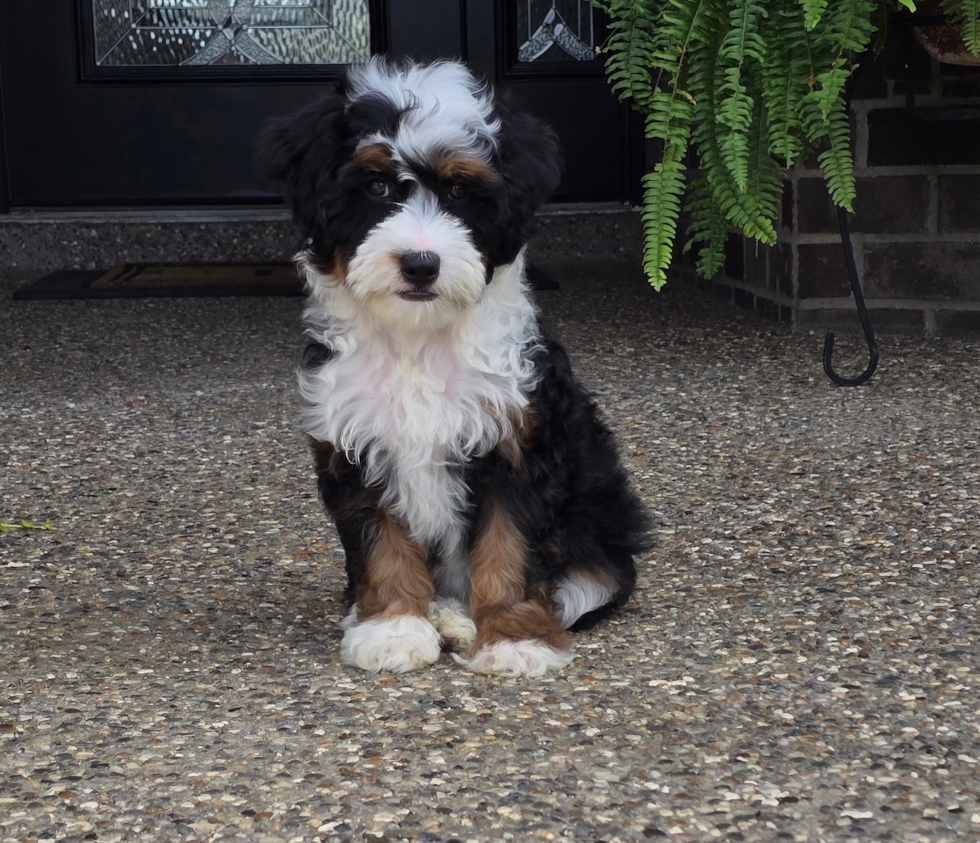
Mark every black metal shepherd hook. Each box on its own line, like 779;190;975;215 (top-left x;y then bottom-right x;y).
822;53;879;387
823;204;880;386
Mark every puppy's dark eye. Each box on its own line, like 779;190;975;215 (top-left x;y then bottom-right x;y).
368;180;390;198
447;182;467;200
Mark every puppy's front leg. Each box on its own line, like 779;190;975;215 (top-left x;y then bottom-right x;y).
455;498;573;677
340;509;441;673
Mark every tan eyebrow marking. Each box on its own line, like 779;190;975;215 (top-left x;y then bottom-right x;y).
432;152;502;183
342;144;396;175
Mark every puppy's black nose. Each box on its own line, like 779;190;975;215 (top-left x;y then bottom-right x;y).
400;251;440;288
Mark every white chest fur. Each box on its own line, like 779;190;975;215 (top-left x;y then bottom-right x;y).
299;260;540;553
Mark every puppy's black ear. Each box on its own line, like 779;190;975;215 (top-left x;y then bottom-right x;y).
259;86;349;236
493;98;563;265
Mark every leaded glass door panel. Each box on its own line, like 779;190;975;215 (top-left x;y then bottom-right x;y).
86;1;371;76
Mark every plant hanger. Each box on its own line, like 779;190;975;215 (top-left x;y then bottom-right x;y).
823;56;879;386
824;204;880;385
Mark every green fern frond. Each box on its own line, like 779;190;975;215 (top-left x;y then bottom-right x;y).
799;0;829;29
745;85;785;225
800;91;830;144
762;2;813;167
640;162;687;289
598;0;717;287
717;86;754;191
819;0;878;55
684;177;730;278
943;0;980;55
715;0;768;192
816;99;857;211
660;0;722;61
689;9;777;244
645;92;695;159
639;93;694;288
806;0;876;120
599;0;660;104
694;100;778;244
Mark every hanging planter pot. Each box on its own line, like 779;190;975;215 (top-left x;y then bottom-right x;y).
909;0;980;66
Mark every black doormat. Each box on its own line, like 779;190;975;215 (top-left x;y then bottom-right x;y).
12;262;304;300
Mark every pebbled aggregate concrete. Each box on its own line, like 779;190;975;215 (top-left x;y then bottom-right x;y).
1;262;979;843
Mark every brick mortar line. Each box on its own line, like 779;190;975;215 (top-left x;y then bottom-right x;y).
710;276;794;308
796;297;980;312
796;165;980;177
853;95;980;108
723;284;980;313
783;233;980;244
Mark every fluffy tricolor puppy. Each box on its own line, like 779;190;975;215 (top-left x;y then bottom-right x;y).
262;58;648;677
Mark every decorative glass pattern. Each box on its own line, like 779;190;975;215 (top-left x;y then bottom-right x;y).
516;0;595;63
92;0;369;67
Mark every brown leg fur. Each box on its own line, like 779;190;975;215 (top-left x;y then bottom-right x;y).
358;510;434;621
467;500;568;654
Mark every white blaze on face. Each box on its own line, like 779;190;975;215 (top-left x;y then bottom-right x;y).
345;191;487;330
346;59;500;165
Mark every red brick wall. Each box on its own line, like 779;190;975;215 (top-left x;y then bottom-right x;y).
708;21;980;337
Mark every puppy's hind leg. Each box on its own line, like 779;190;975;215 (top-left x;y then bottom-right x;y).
454;499;573;677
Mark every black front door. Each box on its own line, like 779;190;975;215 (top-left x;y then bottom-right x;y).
0;1;635;209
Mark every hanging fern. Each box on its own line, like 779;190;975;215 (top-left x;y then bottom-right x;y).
685;178;730;278
798;93;859;210
590;0;980;288
806;0;878;121
943;0;980;54
592;0;716;288
800;0;831;29
690;21;777;245
762;4;813;168
716;0;768;193
599;0;660;103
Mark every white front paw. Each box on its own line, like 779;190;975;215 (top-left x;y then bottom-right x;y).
429;598;477;652
454;639;574;677
340;614;441;673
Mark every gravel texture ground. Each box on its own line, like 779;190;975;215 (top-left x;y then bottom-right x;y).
1;263;979;843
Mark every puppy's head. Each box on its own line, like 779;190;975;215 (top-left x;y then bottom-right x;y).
260;58;561;330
